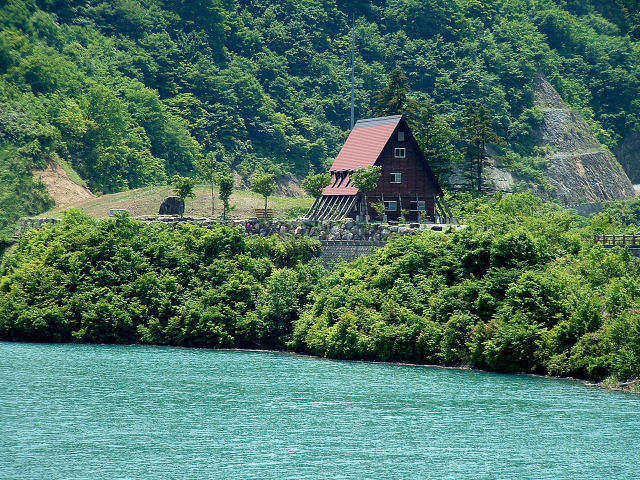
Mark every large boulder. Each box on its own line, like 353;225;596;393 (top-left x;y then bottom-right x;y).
159;196;185;215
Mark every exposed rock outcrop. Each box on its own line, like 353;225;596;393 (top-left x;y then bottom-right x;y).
159;196;184;215
534;74;635;204
614;130;640;184
448;157;515;193
448;74;635;204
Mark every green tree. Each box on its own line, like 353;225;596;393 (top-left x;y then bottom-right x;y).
218;174;234;220
411;98;460;183
351;165;381;222
195;148;225;216
374;67;413;116
251;173;276;220
371;201;386;219
301;172;331;199
171;175;196;218
460;103;504;192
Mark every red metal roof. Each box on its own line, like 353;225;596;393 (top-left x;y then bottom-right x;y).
322;115;402;196
329;115;402;172
323;186;359;196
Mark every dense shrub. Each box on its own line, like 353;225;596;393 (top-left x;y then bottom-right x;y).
0;211;323;349
4;193;640;384
292;193;640;383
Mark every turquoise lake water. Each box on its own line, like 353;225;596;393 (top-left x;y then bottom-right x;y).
0;342;638;479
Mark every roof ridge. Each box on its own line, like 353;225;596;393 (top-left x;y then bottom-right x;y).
329;114;403;171
355;114;403;125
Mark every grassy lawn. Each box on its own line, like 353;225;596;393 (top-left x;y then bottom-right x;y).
41;184;314;219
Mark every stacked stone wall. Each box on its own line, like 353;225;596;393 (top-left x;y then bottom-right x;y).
132;215;461;242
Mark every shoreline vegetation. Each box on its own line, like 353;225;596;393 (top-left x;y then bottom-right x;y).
2;193;640;390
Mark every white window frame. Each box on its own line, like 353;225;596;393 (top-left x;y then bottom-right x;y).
384;201;398;212
410;201;426;211
394;147;406;158
390;172;402;184
397;131;405;142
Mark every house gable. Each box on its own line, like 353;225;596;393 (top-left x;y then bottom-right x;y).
370;116;444;199
308;114;452;222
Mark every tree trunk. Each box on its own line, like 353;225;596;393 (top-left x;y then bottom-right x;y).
477;141;482;192
211;181;215;217
363;192;369;222
264;195;268;221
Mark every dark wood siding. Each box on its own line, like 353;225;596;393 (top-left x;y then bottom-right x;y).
366;123;440;221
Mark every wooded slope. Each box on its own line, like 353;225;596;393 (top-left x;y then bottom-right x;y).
2;0;640;236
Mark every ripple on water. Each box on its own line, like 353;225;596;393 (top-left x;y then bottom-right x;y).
0;342;638;480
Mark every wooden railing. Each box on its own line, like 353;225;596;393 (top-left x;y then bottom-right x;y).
593;234;640;247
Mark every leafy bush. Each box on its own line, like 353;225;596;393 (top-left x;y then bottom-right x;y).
5;193;640;385
0;211;322;349
291;193;640;382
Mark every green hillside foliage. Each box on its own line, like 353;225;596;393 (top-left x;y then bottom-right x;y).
0;210;323;349
3;194;640;384
2;0;640;232
292;193;640;382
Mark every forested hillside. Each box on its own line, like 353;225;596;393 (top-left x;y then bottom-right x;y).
2;0;640;237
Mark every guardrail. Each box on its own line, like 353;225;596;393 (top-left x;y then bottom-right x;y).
593;234;640;247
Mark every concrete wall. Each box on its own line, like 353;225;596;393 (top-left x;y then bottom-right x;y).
319;240;386;266
564;202;604;217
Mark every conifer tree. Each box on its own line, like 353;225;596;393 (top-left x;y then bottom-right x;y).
374;67;412;116
460;103;504;192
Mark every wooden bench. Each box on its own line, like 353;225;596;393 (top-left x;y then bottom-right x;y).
254;208;273;220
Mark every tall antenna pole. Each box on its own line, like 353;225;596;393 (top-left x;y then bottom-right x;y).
350;13;355;130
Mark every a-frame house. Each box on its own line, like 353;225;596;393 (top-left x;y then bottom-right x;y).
306;114;453;222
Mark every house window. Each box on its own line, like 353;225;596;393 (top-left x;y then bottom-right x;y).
384;201;398;212
398;131;405;141
394;147;406;158
410;201;426;211
390;172;402;184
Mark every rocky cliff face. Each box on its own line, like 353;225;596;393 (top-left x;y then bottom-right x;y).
614;131;640;184
534;74;635;204
448;74;635;204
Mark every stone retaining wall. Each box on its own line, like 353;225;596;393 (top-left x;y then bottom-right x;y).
134;215;462;242
17;215;463;245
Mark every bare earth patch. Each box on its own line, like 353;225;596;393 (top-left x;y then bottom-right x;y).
42;184;313;220
32;161;93;206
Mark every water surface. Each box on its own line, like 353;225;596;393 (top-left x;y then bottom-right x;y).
1;342;638;479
